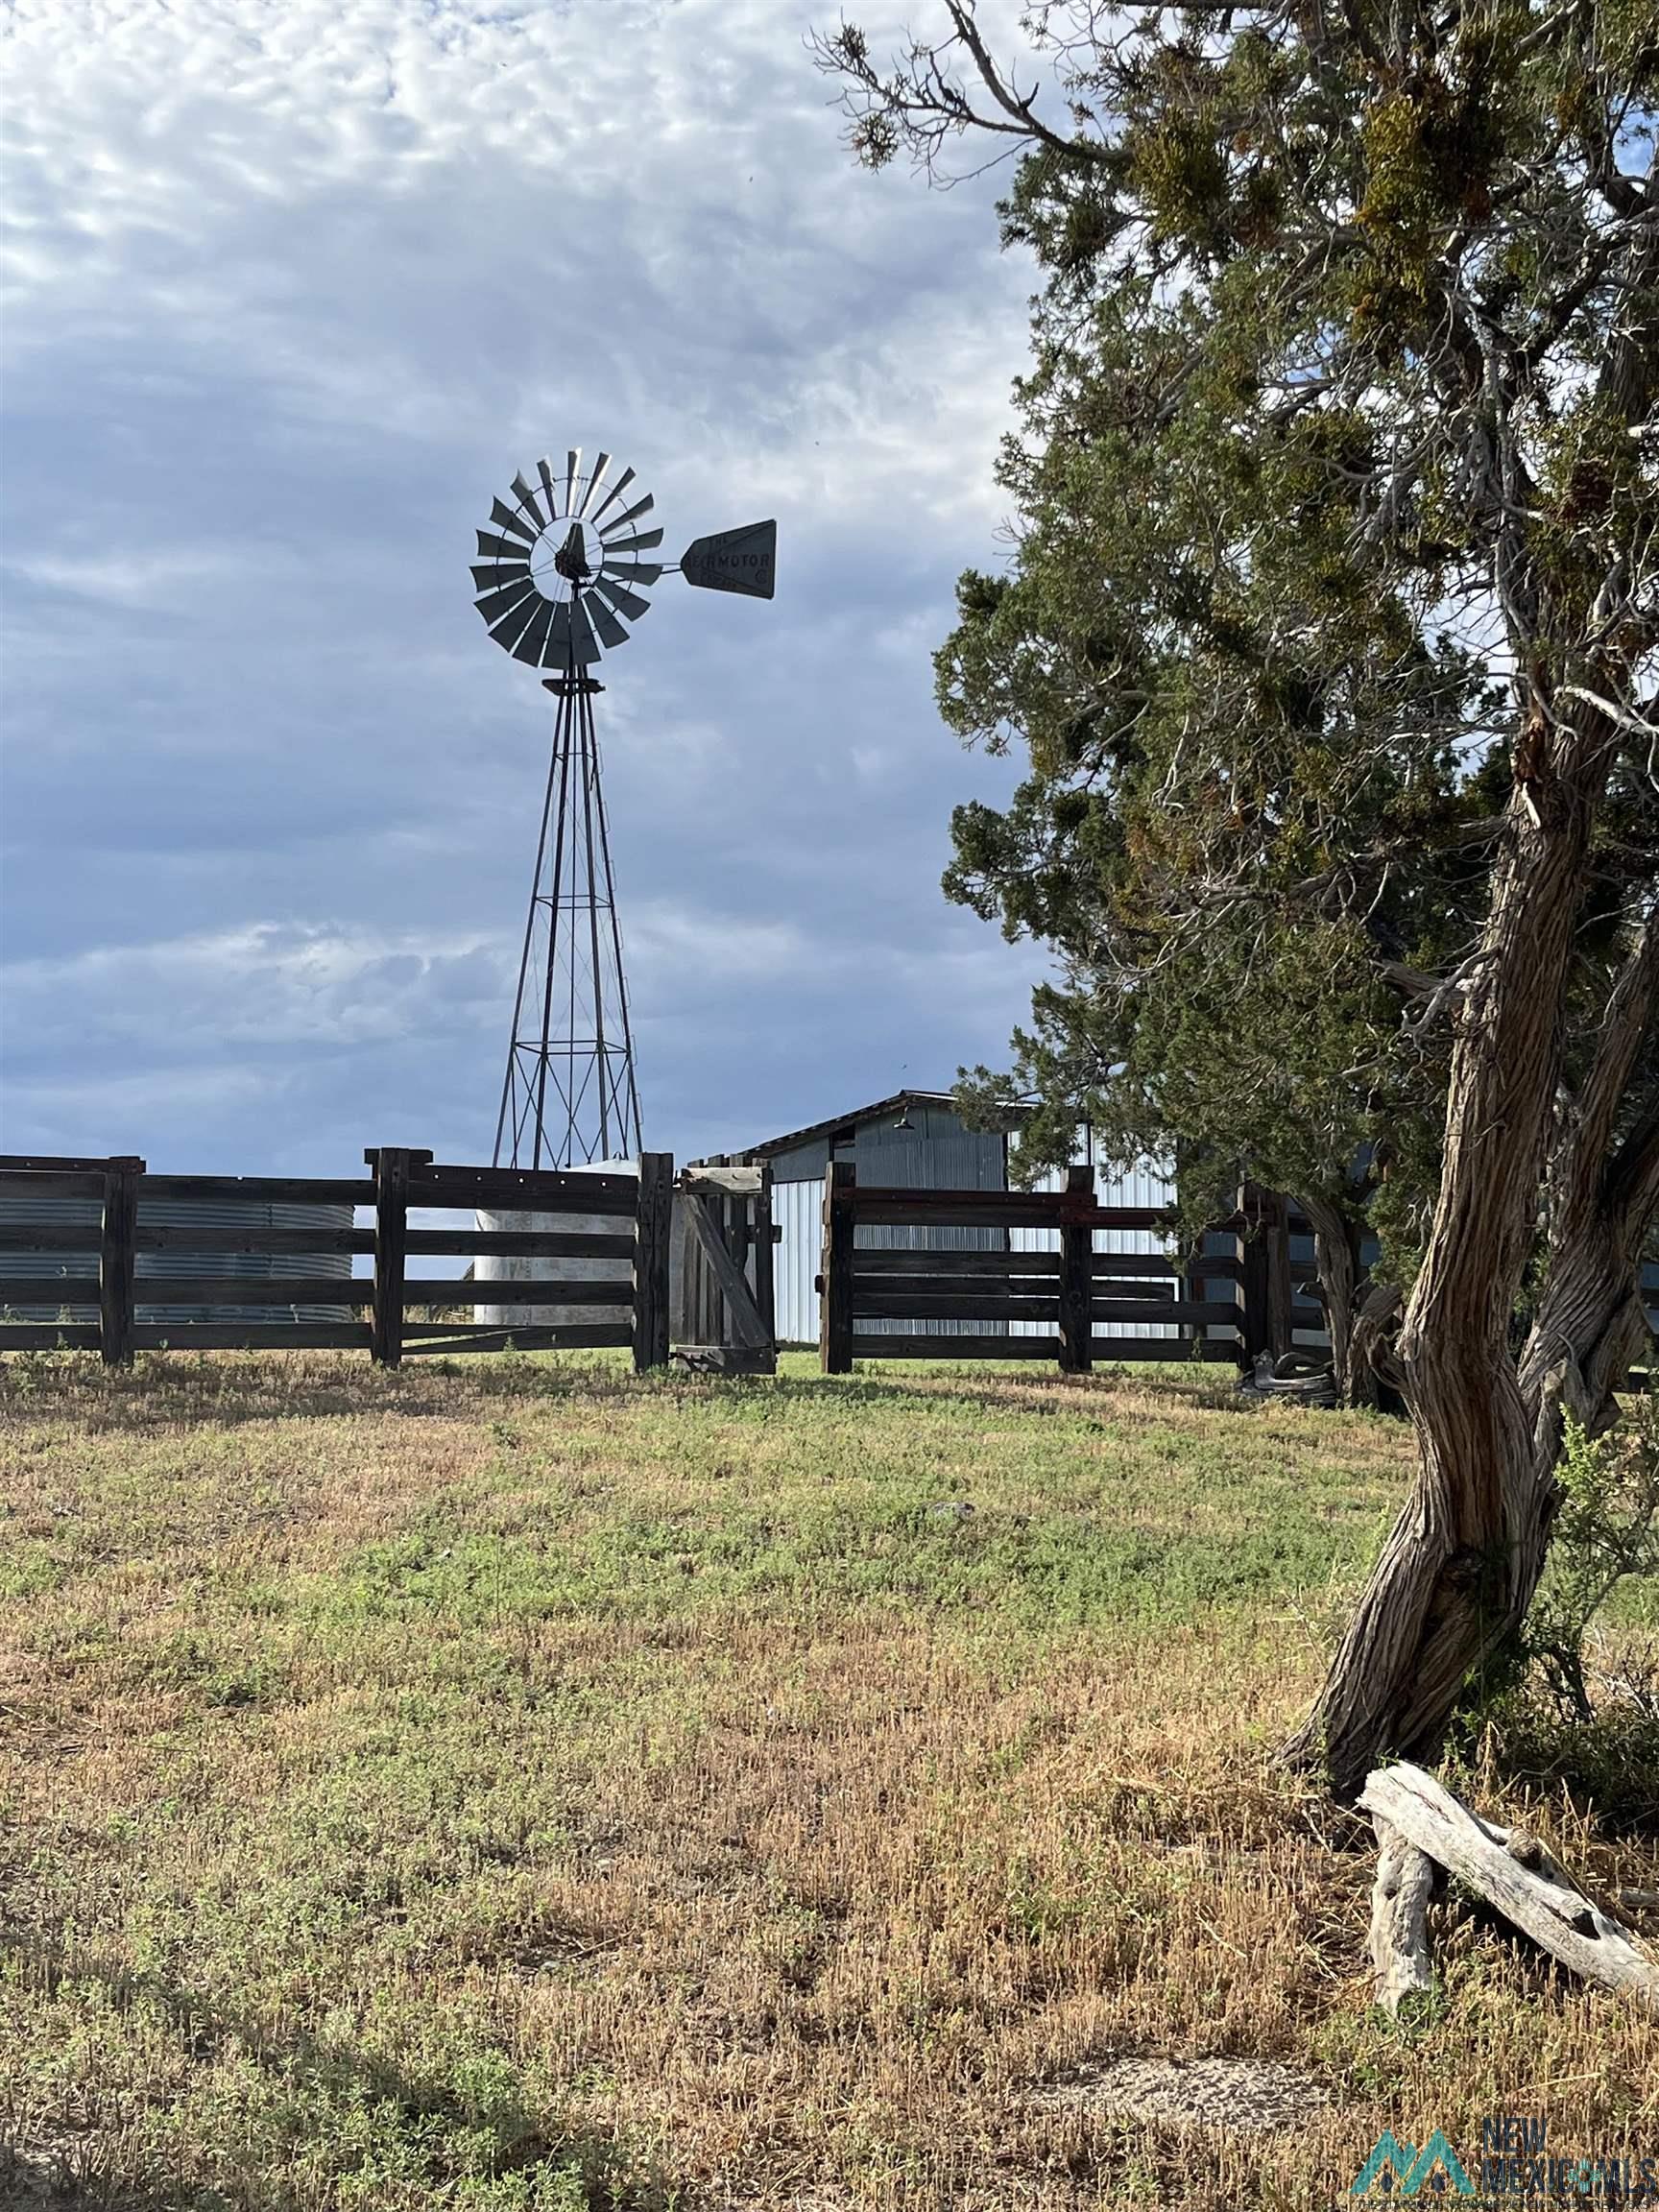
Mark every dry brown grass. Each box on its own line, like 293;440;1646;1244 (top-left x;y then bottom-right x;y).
0;1351;1654;2209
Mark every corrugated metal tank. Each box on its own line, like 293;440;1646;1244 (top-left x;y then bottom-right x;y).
472;1208;634;1328
0;1196;354;1323
472;1160;635;1330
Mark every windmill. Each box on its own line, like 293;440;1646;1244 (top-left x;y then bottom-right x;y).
472;452;775;1168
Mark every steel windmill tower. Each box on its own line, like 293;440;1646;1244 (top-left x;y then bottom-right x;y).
471;451;775;1166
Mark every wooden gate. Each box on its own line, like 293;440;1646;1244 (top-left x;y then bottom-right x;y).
671;1158;777;1374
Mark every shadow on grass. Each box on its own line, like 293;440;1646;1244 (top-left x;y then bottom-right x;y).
0;1928;674;2212
0;1350;646;1434
0;1344;1249;1435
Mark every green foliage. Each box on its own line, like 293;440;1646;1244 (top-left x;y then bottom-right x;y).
1459;1384;1659;1824
866;0;1659;1337
1524;1384;1659;1722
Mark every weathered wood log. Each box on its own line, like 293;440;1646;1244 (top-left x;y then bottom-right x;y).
1367;1815;1436;2014
1058;1164;1094;1374
680;1164;764;1196
1359;1764;1659;2014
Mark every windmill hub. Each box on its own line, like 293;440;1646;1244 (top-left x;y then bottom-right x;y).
471;447;777;1169
546;520;594;587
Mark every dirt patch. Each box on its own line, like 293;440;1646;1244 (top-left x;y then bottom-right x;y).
1031;2053;1329;2131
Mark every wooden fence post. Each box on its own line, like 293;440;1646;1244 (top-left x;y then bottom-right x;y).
99;1154;143;1367
750;1159;776;1357
634;1150;674;1371
368;1146;418;1368
1058;1163;1094;1374
819;1160;854;1374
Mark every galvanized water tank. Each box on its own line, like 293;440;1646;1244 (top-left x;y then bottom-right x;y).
0;1195;355;1324
473;1161;635;1330
472;1207;634;1328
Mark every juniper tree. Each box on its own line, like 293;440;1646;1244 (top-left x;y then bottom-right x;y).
817;0;1659;1793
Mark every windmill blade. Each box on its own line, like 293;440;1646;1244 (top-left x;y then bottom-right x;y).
582;588;629;651
567;596;603;664
603;528;663;556
601;558;663;588
565;449;581;514
494;494;539;544
544;601;573;664
600;493;654;538
588;466;635;527
471;560;531;593
512;595;557;665
590;575;650;622
579;451;612;516
537;456;560;521
680;519;776;599
489;590;545;653
477;528;531;563
510;472;546;531
475;576;539;627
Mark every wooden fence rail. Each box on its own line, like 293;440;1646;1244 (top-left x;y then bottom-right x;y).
818;1162;1279;1375
0;1149;675;1370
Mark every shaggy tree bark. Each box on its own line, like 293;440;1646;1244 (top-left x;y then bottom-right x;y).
1283;209;1659;1787
1286;835;1658;1795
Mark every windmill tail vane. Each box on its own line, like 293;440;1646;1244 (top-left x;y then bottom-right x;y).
472;448;776;1167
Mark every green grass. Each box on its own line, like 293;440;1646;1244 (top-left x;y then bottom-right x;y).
0;1351;1653;2210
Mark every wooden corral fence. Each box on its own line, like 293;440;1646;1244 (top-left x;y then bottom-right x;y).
817;1163;1295;1374
672;1156;778;1374
0;1149;675;1370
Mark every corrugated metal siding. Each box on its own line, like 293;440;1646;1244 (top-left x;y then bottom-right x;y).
1010;1155;1185;1344
770;1104;1010;1345
775;1175;825;1345
766;1137;832;1185
0;1196;354;1323
853;1114;1007;1337
768;1142;1659;1359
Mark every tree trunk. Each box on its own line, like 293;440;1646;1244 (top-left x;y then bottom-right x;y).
1303;1195;1400;1410
1283;761;1651;1798
1303;1195;1361;1400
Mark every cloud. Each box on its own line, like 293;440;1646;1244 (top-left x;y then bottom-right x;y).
1;923;508;1051
1;0;1052;1172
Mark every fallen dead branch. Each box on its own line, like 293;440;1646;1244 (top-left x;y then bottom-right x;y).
1358;1764;1659;2016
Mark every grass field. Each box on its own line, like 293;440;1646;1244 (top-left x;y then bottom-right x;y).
1;1351;1655;2210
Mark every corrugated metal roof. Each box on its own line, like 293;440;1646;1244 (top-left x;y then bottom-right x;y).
743;1090;1024;1160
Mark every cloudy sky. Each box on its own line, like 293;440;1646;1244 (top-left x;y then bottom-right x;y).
2;0;1053;1173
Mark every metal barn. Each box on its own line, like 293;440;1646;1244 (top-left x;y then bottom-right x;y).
744;1090;1185;1348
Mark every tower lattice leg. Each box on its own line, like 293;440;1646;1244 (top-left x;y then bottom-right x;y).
494;667;642;1167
